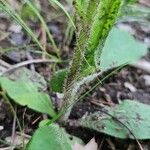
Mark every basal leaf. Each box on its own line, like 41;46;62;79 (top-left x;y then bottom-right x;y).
0;77;56;117
99;28;148;71
26;124;72;150
81;100;150;139
7;67;47;90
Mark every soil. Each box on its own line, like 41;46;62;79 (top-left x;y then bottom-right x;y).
0;1;150;150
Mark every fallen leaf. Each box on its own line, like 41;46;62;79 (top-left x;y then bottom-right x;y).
81;100;150;139
72;138;98;150
0;77;56;117
5;135;29;147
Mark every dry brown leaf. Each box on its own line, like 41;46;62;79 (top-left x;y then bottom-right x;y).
5;134;30;147
72;138;98;150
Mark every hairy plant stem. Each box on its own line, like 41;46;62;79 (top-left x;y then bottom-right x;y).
60;0;122;121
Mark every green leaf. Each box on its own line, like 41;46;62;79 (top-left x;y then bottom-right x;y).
50;69;68;93
100;28;148;71
0;77;56;117
7;67;47;90
26;124;72;150
20;3;37;21
39;119;84;144
81;100;150;139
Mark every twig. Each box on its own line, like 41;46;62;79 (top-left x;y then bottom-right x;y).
106;139;116;150
0;59;60;76
22;108;27;148
32;116;41;125
0;147;12;150
98;138;104;150
10;106;17;150
0;60;11;68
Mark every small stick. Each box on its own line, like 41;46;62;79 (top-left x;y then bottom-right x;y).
0;60;11;68
32;116;41;125
10;106;17;150
0;147;12;150
0;59;59;76
106;138;116;150
98;138;104;150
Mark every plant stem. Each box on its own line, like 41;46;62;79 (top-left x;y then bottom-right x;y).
60;0;122;121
